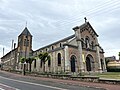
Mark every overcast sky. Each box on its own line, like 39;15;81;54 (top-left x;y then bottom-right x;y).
0;0;120;59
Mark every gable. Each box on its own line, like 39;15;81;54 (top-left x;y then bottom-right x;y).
80;22;98;37
79;22;98;43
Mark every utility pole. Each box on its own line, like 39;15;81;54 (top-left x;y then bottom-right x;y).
3;47;4;56
10;39;14;70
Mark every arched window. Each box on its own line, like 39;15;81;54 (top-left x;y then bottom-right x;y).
48;59;51;67
52;46;54;50
70;55;77;72
34;59;36;68
58;53;61;66
91;41;94;50
101;59;104;70
81;38;84;48
60;43;62;47
85;36;90;49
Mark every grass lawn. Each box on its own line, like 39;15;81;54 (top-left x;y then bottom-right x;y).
97;72;120;79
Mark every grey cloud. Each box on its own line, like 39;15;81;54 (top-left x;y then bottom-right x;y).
0;0;120;58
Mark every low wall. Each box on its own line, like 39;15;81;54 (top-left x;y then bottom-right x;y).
3;70;120;85
99;78;120;85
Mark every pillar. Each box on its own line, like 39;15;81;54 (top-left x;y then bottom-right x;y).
73;26;84;72
64;45;70;72
103;57;107;72
95;37;102;72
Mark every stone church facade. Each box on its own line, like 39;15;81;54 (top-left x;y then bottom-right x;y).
32;21;106;73
1;21;107;73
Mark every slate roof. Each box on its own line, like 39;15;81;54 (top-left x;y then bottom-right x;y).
34;34;75;52
19;27;32;36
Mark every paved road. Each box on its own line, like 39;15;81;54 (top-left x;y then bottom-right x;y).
0;71;104;90
0;76;69;90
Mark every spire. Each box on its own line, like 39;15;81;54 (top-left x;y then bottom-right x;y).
18;21;33;36
25;21;27;27
19;24;32;37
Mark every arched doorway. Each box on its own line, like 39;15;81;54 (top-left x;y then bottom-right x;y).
70;55;76;72
100;59;104;71
86;54;94;71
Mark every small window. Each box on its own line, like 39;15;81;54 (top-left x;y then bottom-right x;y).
48;59;51;67
24;39;26;46
81;38;84;48
52;46;54;50
91;41;94;50
34;59;36;68
60;43;62;47
40;50;42;52
85;36;90;48
58;53;61;66
27;40;29;46
24;39;29;46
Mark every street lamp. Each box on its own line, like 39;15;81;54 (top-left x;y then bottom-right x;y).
0;61;3;70
22;61;26;75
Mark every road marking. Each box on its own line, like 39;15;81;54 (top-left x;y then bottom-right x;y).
0;76;68;90
0;83;20;90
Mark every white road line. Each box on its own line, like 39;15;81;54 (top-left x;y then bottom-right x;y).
0;76;68;90
0;88;5;90
0;83;20;90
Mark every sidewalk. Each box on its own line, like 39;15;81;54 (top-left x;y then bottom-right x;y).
0;70;120;90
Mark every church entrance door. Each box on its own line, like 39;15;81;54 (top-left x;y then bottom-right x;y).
86;57;91;71
86;54;94;71
70;55;76;72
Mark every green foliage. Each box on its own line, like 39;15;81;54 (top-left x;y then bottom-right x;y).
34;55;38;60
38;52;51;63
98;72;120;79
20;57;35;64
107;67;120;72
20;57;26;63
26;57;35;64
38;52;51;72
119;52;120;58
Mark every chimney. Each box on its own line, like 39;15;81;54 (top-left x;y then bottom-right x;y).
14;43;16;49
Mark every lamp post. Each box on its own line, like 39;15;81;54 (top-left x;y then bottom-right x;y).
22;61;26;75
1;61;3;70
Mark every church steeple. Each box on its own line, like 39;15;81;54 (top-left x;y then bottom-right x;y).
17;26;33;60
19;27;32;37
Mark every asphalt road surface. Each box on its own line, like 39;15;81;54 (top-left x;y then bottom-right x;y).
0;72;104;90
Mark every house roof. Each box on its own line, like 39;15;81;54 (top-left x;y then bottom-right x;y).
1;48;17;60
34;34;75;52
19;27;32;37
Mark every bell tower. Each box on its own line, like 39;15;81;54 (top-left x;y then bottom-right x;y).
17;27;32;60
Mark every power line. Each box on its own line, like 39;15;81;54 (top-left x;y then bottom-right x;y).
58;0;119;23
55;0;120;26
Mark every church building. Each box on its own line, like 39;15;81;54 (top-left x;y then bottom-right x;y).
1;21;107;73
32;21;106;73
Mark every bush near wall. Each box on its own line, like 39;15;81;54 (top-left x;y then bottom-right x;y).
107;66;120;72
